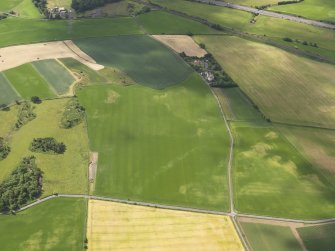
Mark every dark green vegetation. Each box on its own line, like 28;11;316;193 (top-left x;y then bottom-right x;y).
72;0;121;12
75;35;193;89
77;74;230;210
180;53;237;88
4;63;56;100
30;138;66;154
60;99;85;129
0;138;11;161
15;101;36;129
136;11;219;35
0;156;42;212
240;222;302;251
232;122;335;219
0;73;20;107
32;60;75;95
297;223;335;251
0;198;86;251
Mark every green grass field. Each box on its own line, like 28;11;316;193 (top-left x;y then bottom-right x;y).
77;74;230;211
152;0;335;61
47;0;72;8
0;0;22;11
33;60;75;95
0;73;21;106
0;99;89;196
230;0;278;6
0;198;86;251
13;0;42;18
136;11;219;35
213;87;265;122
75;35;193;89
240;222;302;251
0;17;143;48
297;223;335;251
232;122;335;219
278;126;335;184
4;63;56;100
196;35;335;128
270;0;335;22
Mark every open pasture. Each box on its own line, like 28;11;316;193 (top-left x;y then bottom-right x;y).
87;200;244;251
0;198;86;251
47;0;72;9
77;74;230;211
136;11;219;35
0;17;142;48
0;99;89;196
229;0;278;6
4;63;56;100
240;222;302;251
196;35;335;128
0;0;22;11
232;122;335;219
297;223;335;251
33;59;75;95
270;0;335;22
75;35;193;89
0;73;20;106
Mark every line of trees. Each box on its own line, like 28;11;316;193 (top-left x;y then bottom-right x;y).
15;101;36;129
0;156;42;213
30;138;66;154
71;0;122;12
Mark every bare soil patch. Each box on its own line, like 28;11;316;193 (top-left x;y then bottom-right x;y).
152;35;207;57
0;41;104;72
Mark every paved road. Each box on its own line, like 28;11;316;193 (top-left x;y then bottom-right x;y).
197;0;335;30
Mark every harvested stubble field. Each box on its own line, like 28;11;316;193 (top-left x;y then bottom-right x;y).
0;99;89;195
0;198;86;251
196;35;335;129
152;35;207;57
75;35;193;89
77;74;230;211
231;122;335;219
87;200;244;251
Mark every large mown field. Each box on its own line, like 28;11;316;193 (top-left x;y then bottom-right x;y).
75;35;193;89
87;200;244;251
0;198;86;251
77;73;230;211
195;35;335;128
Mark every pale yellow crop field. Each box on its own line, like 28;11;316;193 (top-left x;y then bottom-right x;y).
87;200;244;251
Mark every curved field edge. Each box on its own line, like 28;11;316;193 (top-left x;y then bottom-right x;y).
0;198;87;251
77;73;231;211
74;35;193;89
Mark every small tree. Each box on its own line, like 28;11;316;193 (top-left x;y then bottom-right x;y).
31;96;42;104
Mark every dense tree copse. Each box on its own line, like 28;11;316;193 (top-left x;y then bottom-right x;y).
15;101;36;129
60;99;85;129
30;138;66;154
71;0;122;12
0;138;10;161
0;156;42;212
